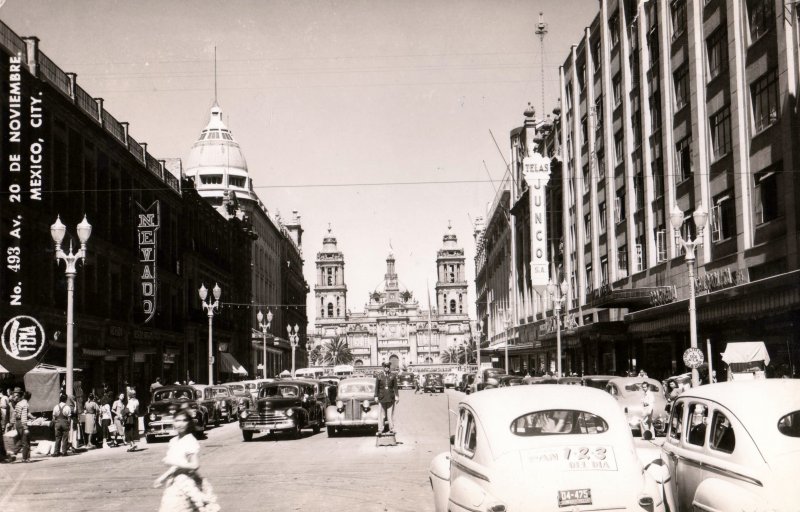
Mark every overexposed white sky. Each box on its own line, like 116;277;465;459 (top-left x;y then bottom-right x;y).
1;0;595;327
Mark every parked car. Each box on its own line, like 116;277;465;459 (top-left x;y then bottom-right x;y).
191;384;224;427
457;372;475;393
144;385;209;443
324;376;380;436
581;374;617;390
497;375;524;387
423;372;445;393
206;385;238;422
240;378;275;400
482;373;514;390
606;377;669;437
443;373;458;389
557;376;584;385
661;380;800;512
429;386;666;511
238;380;324;441
397;372;415;390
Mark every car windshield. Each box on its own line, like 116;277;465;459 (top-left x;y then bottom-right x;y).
153;389;194;401
260;385;301;398
212;388;229;397
339;382;376;396
511;409;609;436
778;411;800;437
623;382;660;394
227;384;245;393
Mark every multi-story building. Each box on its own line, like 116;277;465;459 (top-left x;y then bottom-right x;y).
312;225;472;368
476;0;800;380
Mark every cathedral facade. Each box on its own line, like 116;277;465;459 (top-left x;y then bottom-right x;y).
313;226;471;369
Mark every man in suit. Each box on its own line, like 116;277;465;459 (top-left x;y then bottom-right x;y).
374;362;399;433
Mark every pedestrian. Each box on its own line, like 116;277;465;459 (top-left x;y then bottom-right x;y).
111;393;126;447
640;382;655;440
0;388;10;433
14;389;31;463
150;377;163;394
99;395;113;448
374;361;399;434
153;409;220;512
52;393;73;457
124;390;140;451
83;393;100;448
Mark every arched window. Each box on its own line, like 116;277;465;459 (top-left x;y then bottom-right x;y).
449;299;456;313
327;303;334;317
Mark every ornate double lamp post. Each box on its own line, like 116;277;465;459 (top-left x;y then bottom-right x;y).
547;279;568;378
670;204;708;388
256;310;273;379
287;324;300;377
50;215;92;400
199;283;222;385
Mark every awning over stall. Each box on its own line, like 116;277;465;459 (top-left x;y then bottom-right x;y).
218;352;248;375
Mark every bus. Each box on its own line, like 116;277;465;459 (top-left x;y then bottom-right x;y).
333;364;354;377
294;367;326;379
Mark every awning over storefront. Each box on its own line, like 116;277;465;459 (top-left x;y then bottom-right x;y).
721;342;770;366
218;352;248;375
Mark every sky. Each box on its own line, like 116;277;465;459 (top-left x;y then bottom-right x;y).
0;0;595;328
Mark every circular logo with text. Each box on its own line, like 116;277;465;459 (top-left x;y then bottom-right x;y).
2;315;46;361
682;347;705;369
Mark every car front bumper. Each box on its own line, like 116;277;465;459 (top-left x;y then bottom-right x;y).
239;417;296;432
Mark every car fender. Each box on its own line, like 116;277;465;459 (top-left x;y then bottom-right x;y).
693;478;760;512
450;473;493;511
428;452;450;512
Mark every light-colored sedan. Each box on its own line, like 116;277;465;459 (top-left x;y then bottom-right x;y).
429;385;666;512
324;376;380;436
606;377;669;437
661;379;800;512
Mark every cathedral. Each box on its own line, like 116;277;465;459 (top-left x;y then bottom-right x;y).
312;225;471;368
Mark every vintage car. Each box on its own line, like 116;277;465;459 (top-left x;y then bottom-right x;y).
557;376;584;386
240;378;274;400
429;386;666;512
424;372;445;393
397;372;416;390
443;373;458;389
190;384;224;427
238;380;324;441
496;375;524;387
205;385;238;422
606;377;669;436
324;376;380;436
581;374;618;390
661;380;800;512
144;385;210;442
482;373;513;390
458;373;475;394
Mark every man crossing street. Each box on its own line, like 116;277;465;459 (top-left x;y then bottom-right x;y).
375;362;399;434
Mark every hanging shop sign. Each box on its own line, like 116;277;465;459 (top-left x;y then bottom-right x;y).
136;201;160;323
0;315;46;374
522;151;552;288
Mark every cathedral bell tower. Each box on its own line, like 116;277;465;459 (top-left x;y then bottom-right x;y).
435;222;468;316
315;226;347;325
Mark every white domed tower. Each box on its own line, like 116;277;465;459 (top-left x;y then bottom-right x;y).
184;101;257;205
315;226;347;322
436;222;468;316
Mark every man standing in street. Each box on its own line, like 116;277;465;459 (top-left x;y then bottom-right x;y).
374;362;399;434
13;389;31;463
52;393;72;457
149;377;162;394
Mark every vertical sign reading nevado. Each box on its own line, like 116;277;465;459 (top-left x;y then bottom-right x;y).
522;150;551;289
1;52;48;373
137;201;159;323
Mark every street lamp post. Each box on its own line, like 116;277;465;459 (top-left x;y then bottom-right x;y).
199;283;222;385
547;280;568;378
503;309;511;373
50;215;92;401
476;320;483;378
256;310;273;379
670;204;708;388
287;324;300;377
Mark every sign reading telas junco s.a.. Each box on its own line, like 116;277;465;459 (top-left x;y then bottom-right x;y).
522;151;552;288
0;315;46;374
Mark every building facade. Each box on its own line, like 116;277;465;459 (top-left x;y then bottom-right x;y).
476;0;800;380
312;226;472;369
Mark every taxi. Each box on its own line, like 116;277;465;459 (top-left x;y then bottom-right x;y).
606;377;669;437
324;376;380;436
661;380;800;512
429;385;665;511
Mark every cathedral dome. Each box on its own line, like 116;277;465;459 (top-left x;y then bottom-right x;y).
442;223;458;249
184;101;256;202
322;226;339;252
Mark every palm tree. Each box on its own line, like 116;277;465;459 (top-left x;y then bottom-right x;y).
440;346;461;364
321;336;353;365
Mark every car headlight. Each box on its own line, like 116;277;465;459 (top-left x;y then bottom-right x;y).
149;413;156;421
286;409;294;417
239;410;248;419
361;400;371;411
336;400;343;409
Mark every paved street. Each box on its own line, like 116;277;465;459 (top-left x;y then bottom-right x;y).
0;389;452;512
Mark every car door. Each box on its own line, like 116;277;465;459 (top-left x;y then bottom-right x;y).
663;399;710;511
449;407;490;510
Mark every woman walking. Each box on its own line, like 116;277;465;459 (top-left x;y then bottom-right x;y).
83;394;99;448
153;409;219;512
99;396;112;448
111;393;126;447
124;390;140;451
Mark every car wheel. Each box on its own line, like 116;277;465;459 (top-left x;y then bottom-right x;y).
291;423;302;439
214;413;221;428
327;426;336;437
242;430;253;442
146;434;155;444
312;422;321;435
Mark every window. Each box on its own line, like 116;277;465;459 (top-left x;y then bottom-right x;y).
687;403;708;446
647;24;660;68
675;136;692;182
614;131;624;165
327;303;334;317
596;149;606;180
652;143;664;198
615;189;626;223
449;299;456;314
199;174;223;185
565;82;573;109
656;229;667;262
710;105;732;158
633;172;644;211
592;40;601;73
581;116;588;146
458;409;478;455
617;244;629;276
754;167;780;224
674;64;689;109
600;257;608;285
751;69;779;131
711;192;736;242
706;27;728;80
228;176;246;188
585;264;593;294
511;410;608;436
584;213;592;238
631;96;642;147
671;0;687;39
635;242;644;272
609;13;620;47
598;202;607;233
778;411;800;437
582;165;590;193
747;0;774;40
649;95;662;132
709;411;736;453
578;63;586;91
594;96;604;132
612;74;622;107
668;401;684;441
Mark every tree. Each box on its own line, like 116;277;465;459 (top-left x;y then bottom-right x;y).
321;336;353;366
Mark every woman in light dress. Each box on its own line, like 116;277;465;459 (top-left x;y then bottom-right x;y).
153;409;219;512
